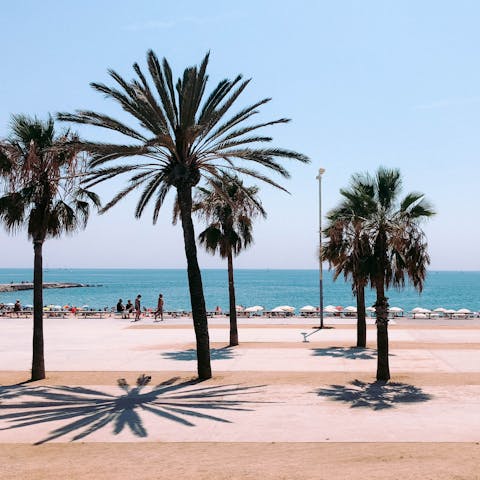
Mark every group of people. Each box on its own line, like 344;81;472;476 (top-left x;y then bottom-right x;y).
0;300;22;316
116;293;164;322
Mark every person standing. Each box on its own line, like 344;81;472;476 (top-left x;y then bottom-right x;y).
154;293;164;322
134;294;142;322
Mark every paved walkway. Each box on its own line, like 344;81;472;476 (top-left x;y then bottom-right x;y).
0;317;479;445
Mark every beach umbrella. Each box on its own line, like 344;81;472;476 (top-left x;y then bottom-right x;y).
24;304;33;309
445;309;456;314
412;307;430;314
366;306;376;312
275;305;295;312
335;306;344;311
271;307;286;312
457;308;471;314
245;305;264;312
52;305;62;311
235;305;244;312
433;307;447;313
344;306;357;313
300;305;316;312
5;303;14;307
324;305;338;313
389;307;403;313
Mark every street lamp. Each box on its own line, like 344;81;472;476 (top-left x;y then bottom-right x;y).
317;167;325;329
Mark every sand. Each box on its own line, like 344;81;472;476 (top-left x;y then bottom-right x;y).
1;317;479;479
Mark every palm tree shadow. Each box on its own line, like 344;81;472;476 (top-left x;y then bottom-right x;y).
311;347;377;360
162;347;236;362
316;379;433;410
0;375;264;444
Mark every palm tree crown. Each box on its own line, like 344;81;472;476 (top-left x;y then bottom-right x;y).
0;115;100;240
355;167;435;293
58;50;308;217
193;175;266;258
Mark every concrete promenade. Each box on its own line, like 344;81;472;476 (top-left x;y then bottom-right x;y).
1;315;479;478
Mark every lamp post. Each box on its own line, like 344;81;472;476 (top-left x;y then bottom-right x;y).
317;168;325;329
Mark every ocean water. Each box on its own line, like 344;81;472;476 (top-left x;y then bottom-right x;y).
1;269;479;313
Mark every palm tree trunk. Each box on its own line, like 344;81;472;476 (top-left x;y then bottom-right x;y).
177;185;212;380
227;250;238;346
31;240;45;380
375;277;390;382
356;283;367;348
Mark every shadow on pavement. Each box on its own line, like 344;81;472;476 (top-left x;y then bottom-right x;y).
162;347;236;362
0;375;262;444
311;347;377;360
316;379;433;410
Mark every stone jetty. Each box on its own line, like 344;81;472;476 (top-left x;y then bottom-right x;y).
0;282;91;292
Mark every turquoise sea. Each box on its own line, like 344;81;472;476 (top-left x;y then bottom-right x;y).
0;269;479;313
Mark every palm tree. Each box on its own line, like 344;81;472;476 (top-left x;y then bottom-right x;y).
57;51;309;379
191;175;265;346
339;167;434;381
323;182;373;347
0;115;101;381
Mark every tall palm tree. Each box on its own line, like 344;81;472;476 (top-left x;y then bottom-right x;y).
57;51;309;379
191;175;265;346
341;167;435;381
0;115;101;381
323;182;373;347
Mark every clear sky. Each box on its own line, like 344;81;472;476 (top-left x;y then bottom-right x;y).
1;1;479;270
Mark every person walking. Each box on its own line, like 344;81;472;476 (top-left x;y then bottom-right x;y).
154;293;164;322
134;294;142;322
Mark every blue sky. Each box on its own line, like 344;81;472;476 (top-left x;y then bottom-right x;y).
1;1;479;269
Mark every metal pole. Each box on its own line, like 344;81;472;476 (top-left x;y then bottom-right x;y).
317;168;325;329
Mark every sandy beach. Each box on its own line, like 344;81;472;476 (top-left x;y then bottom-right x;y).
1;315;479;479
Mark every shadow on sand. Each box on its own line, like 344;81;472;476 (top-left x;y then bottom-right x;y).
0;375;262;444
162;347;236;362
311;347;377;360
316;379;433;410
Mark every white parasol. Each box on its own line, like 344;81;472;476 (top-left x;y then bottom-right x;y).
244;305;264;313
300;305;316;312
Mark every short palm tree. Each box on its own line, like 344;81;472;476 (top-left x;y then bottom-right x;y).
191;175;265;346
58;51;308;379
323;181;373;347
0;115;101;381
346;167;434;381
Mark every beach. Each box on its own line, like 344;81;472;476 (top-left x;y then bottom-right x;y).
1;314;479;479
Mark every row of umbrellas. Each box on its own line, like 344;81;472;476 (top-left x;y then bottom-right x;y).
237;304;476;314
